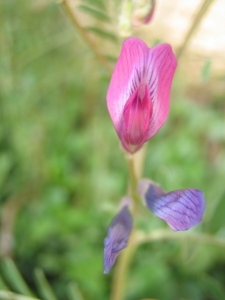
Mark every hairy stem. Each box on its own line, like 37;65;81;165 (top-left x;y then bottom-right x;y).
60;0;113;73
176;0;215;59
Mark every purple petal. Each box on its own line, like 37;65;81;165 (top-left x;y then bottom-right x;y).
106;38;177;154
104;206;133;274
138;179;205;231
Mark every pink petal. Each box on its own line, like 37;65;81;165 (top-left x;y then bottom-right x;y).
122;83;153;152
144;43;177;140
106;38;177;154
107;37;149;134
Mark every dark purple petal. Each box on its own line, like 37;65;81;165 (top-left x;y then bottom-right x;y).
138;179;205;231
104;206;133;274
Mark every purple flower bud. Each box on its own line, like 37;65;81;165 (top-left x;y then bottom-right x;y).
138;179;205;231
104;205;133;274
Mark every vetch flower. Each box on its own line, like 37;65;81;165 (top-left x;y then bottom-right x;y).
132;0;156;27
104;199;133;274
107;37;177;154
138;179;205;231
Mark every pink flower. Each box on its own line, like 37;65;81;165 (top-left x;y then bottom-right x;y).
106;37;177;154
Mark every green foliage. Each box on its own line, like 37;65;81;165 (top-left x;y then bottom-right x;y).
1;0;225;300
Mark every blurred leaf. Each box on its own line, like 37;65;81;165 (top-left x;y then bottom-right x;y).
66;282;84;300
1;258;33;296
0;290;41;300
34;269;58;300
105;55;117;63
207;189;225;233
199;274;225;300
82;0;106;9
0;275;8;289
85;26;118;42
201;59;211;82
78;5;111;22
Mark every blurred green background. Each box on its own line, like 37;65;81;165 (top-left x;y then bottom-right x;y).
1;0;225;299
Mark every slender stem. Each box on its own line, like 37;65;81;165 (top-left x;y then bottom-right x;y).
110;154;140;300
132;229;225;249
110;235;136;300
126;155;139;208
60;0;113;73
176;0;215;59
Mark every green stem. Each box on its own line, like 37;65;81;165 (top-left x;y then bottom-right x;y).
60;0;113;73
132;229;225;249
176;0;215;59
110;155;140;300
127;155;139;208
110;237;136;300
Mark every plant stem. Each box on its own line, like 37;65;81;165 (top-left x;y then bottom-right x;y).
176;0;215;59
110;154;140;300
132;229;225;249
126;155;139;208
110;235;136;300
60;0;113;73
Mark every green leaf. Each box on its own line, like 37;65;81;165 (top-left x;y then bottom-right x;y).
0;275;8;290
66;282;84;300
199;274;225;299
34;269;58;300
82;0;106;9
207;189;225;233
105;55;117;63
78;5;111;22
1;258;33;296
0;290;41;300
85;27;118;42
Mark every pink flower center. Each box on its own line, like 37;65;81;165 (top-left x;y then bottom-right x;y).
123;84;153;147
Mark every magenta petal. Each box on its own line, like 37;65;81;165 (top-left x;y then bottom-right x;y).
104;206;133;274
132;0;156;27
122;84;153;151
106;37;177;154
138;180;205;231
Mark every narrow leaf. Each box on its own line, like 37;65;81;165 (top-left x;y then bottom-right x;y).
82;0;106;9
199;274;225;299
78;4;110;22
0;290;41;300
34;269;58;300
85;27;118;42
0;275;8;289
1;258;33;296
66;282;84;300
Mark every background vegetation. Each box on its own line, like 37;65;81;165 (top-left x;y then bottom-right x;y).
1;0;225;299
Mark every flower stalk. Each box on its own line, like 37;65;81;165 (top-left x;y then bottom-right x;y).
110;154;140;300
